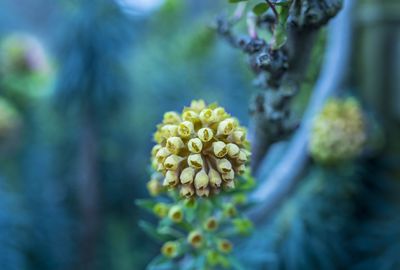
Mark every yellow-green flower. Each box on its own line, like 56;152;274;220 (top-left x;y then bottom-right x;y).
217;239;233;254
153;203;169;218
161;241;179;258
151;100;251;198
309;98;366;164
168;205;184;223
187;230;203;248
203;217;218;231
146;178;162;197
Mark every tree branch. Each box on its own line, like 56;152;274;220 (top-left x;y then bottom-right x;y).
248;0;355;223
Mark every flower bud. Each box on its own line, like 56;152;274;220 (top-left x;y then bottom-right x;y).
230;130;245;144
194;170;209;190
197;127;213;142
188;154;203;169
217;159;232;173
203;217;218;231
212;141;227;158
223;203;237;217
222;169;234;181
199;108;214;123
187;138;203;153
178;121;194;138
153;203;168;218
182;110;199;122
166;137;184;154
190;100;206;112
164;155;183;170
208;168;222;188
161;241;179;258
212;107;226;122
164;170;179;186
224;179;235;189
226;143;240;158
180;167;196;184
163;111;181;125
236;164;246;175
187;230;203;248
151;145;161;157
168;205;183;223
156;147;171;163
161;124;178;138
237;150;248;163
147;178;162;196
180;184;195;198
217;118;235;135
217;239;233;254
196;188;210;197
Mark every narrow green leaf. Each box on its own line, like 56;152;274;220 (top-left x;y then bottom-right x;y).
139;221;170;243
228;0;248;3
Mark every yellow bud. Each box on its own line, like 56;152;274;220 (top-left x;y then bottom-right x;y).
156;147;171;163
217;239;233;254
212;141;227;158
187;230;203;248
203;217;218;231
163;111;181;125
166;137;184;154
147;178;162;196
182;110;199;122
212;107;226;122
222;169;234;181
153;203;169;218
187;138;203;153
180;184;195;198
230;130;245;144
236;164;246;175
196;187;210;197
217;118;235;136
208;168;222;188
178;121;194;138
199;108;214;123
224;179;235;189
194;169;209;190
197;127;214;142
190;100;206;112
237;150;248;163
180;167;196;184
161;241;179;258
164;155;183;170
188;154;204;169
168;205;183;223
226;143;240;158
163;170;179;186
217;158;232;173
161;124;178;138
151;144;161;157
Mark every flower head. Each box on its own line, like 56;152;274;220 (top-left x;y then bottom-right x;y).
161;241;179;258
151;100;250;198
309;98;366;164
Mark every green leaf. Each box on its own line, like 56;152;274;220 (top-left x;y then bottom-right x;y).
272;0;291;6
252;3;269;15
136;199;157;212
147;255;174;270
228;0;248;3
139;221;170;243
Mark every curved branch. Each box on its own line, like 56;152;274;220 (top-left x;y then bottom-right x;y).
248;0;356;223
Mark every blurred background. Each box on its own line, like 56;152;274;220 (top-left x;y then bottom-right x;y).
0;0;252;269
0;0;399;269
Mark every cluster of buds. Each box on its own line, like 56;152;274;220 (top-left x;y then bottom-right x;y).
309;98;366;164
150;100;250;198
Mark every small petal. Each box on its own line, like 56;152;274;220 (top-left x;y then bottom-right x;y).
212;141;227;158
217;158;232;173
217;118;235;135
178;121;194;138
166;137;184;154
164;155;183;170
188;154;204;169
156;147;171;163
199;108;214;123
226;143;240;157
187;138;203;153
197;127;214;142
208;168;222;188
164;170;179;186
194;169;209;190
180;167;196;184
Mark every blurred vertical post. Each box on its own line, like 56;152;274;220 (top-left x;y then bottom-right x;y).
54;1;131;268
355;0;400;153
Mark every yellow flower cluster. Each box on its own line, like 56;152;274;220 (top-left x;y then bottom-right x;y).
309;98;366;164
151;100;250;198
